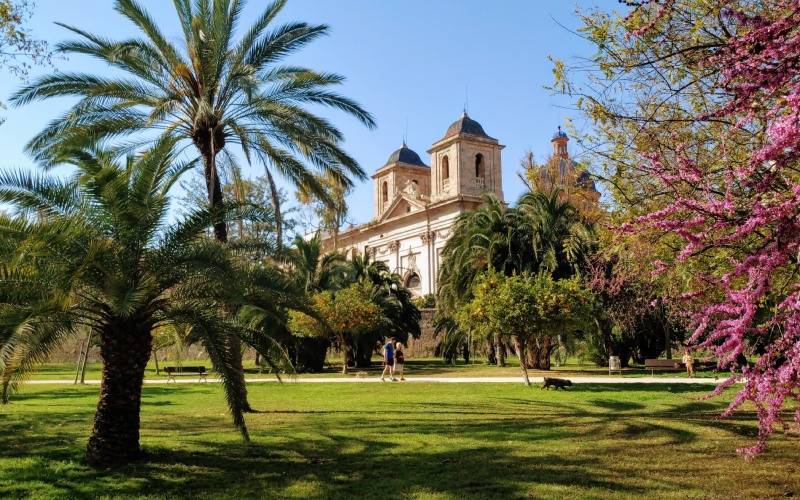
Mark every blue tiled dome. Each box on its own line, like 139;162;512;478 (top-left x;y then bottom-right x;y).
384;143;428;167
444;112;491;139
552;126;568;140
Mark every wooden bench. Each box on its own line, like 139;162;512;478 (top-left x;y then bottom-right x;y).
644;358;717;375
164;366;208;382
644;359;683;375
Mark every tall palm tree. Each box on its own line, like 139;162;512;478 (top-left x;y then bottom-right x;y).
0;139;295;466
12;0;375;249
11;0;375;409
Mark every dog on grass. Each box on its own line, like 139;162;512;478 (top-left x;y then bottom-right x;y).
541;377;572;390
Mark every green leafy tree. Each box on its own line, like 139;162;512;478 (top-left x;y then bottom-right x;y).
460;271;594;385
0;138;289;466
289;283;384;374
296;171;351;251
437;191;593;367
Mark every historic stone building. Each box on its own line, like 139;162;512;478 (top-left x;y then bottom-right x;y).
323;114;591;297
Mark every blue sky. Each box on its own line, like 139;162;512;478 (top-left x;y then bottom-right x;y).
0;0;621;229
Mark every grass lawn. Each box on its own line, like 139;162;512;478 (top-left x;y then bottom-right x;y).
29;356;724;381
1;382;798;498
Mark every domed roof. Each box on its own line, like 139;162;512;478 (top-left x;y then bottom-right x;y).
552;126;568;140
443;112;491;139
384;143;428;167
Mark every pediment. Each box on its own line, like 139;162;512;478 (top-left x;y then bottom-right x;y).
379;193;427;222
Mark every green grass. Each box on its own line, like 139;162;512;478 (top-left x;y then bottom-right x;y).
2;382;798;498
29;356;722;382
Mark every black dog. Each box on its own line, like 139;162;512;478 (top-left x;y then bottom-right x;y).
541;377;573;390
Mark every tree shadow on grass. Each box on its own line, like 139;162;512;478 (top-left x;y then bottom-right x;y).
1;384;792;499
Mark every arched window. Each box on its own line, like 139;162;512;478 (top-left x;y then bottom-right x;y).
442;155;450;180
405;272;421;289
382;181;388;205
475;153;484;178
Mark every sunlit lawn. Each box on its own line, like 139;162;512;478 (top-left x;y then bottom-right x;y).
1;382;798;498
29;356;724;382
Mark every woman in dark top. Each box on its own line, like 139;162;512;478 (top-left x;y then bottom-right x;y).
394;342;405;381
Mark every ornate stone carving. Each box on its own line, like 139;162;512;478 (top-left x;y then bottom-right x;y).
388;240;399;253
419;230;436;245
404;179;419;196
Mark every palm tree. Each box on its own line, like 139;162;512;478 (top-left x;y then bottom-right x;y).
286;233;348;292
12;0;375;249
0;139;292;466
517;189;594;279
344;251;421;367
11;0;375;409
436;190;594;369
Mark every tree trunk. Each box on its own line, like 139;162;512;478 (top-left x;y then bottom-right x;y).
340;334;349;375
152;350;160;375
664;321;672;359
511;336;531;387
196;132;251;412
537;336;553;371
1;364;11;404
85;321;152;467
528;336;554;370
497;340;506;367
486;338;497;365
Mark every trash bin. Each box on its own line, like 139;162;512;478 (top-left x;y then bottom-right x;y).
609;356;622;376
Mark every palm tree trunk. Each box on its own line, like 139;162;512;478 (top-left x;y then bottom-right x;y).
511;335;531;387
197;136;251;412
85;321;152;467
497;340;506;367
264;168;283;254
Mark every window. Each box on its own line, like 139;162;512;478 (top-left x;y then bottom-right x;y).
475;153;484;178
442;155;449;180
382;181;388;205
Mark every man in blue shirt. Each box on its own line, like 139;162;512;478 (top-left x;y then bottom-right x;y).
380;337;397;382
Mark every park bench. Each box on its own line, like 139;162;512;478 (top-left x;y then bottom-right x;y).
164;366;208;382
644;359;683;375
644;358;716;375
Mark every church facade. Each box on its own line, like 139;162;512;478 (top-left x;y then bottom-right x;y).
322;113;584;297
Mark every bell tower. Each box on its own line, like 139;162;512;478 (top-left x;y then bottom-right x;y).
427;112;504;203
552;126;569;158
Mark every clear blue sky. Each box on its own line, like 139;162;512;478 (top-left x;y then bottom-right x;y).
0;0;621;228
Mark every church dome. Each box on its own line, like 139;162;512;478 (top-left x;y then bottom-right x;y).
384;143;428;167
443;112;491;139
552;126;568;140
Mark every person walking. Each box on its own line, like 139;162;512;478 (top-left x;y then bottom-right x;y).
381;337;396;382
682;348;695;378
394;342;406;381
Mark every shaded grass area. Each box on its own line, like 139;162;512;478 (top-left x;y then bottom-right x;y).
1;383;798;498
28;356;723;381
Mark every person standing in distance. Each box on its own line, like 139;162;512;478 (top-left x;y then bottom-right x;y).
381;337;396;382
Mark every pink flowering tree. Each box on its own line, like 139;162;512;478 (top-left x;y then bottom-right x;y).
553;0;800;456
616;0;800;457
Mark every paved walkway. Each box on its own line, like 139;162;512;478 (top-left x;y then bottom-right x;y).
28;376;727;385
